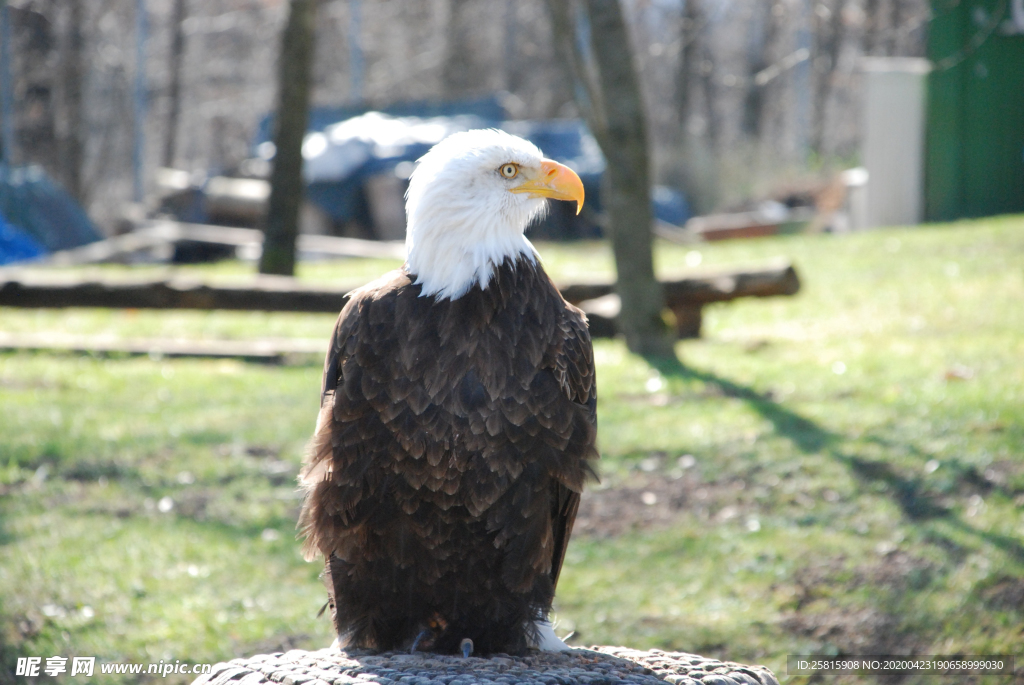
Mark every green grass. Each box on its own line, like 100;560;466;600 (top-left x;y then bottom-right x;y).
2;215;1023;684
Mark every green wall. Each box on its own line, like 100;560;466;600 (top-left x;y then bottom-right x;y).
926;0;1024;220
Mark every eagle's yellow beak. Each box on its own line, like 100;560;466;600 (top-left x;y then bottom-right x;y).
510;159;585;215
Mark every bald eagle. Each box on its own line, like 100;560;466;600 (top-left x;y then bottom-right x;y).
298;129;597;656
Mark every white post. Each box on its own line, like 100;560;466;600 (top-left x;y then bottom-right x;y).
861;57;930;228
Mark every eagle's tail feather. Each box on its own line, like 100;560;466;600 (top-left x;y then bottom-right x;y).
323;551;554;655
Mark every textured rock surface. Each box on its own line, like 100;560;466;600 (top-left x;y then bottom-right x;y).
192;646;778;685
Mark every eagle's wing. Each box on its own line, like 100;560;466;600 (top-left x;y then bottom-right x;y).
298;271;406;562
300;269;597;588
548;306;597;588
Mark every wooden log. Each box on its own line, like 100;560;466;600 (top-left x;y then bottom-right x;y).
0;331;324;362
669;303;703;338
0;262;799;339
561;260;800;307
44;220;406;266
681;209;818;242
0;274;359;312
578;302;703;339
662;260;800;305
573;261;798;338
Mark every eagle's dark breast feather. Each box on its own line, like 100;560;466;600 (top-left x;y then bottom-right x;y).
299;255;598;655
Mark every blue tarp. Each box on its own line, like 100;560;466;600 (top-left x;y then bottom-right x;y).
0;212;45;265
0;165;102;260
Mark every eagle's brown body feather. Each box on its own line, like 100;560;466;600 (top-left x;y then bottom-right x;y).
299;255;597;655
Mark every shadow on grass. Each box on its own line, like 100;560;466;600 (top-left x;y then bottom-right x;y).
643;354;1024;563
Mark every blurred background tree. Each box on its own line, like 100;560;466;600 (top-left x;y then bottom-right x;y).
546;0;674;357
260;0;317;276
161;0;186;170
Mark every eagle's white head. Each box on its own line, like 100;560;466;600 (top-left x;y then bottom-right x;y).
404;129;585;300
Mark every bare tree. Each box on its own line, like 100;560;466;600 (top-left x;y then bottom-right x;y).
670;0;719;215
547;0;674;357
675;0;700;133
162;0;186;169
54;0;85;203
887;0;904;55
811;0;847;154
260;0;317;276
441;0;473;98
863;0;881;55
673;0;718;149
697;16;719;151
742;1;781;139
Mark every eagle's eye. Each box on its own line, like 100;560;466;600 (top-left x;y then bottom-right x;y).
499;163;519;179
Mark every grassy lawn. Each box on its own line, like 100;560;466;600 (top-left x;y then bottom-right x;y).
1;215;1022;684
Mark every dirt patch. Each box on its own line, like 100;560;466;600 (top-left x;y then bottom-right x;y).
979;459;1024;494
781;606;909;654
245;444;281;458
174;489;213;520
244;633;315;655
780;606;927;684
784;551;936;609
981;576;1024;611
575;472;750;537
575;478;688;538
862;550;936;591
84;499;140;519
778;551;935;682
573;460;784;538
61;459;136;482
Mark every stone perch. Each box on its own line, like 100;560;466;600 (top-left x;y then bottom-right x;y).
191;647;778;685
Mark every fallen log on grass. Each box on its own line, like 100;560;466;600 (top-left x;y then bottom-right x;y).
0;272;368;312
0;331;324;362
44;220;406;265
564;260;800;337
0;261;799;339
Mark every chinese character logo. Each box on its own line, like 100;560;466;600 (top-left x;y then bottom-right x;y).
71;657;96;677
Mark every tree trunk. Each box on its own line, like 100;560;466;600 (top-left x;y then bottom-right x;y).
811;0;846;154
441;0;475;98
742;2;778;138
698;23;719;150
863;0;880;55
675;0;700;132
669;0;719;215
675;0;717;148
260;0;317;277
58;0;85;203
887;0;903;55
550;0;673;357
162;0;186;169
